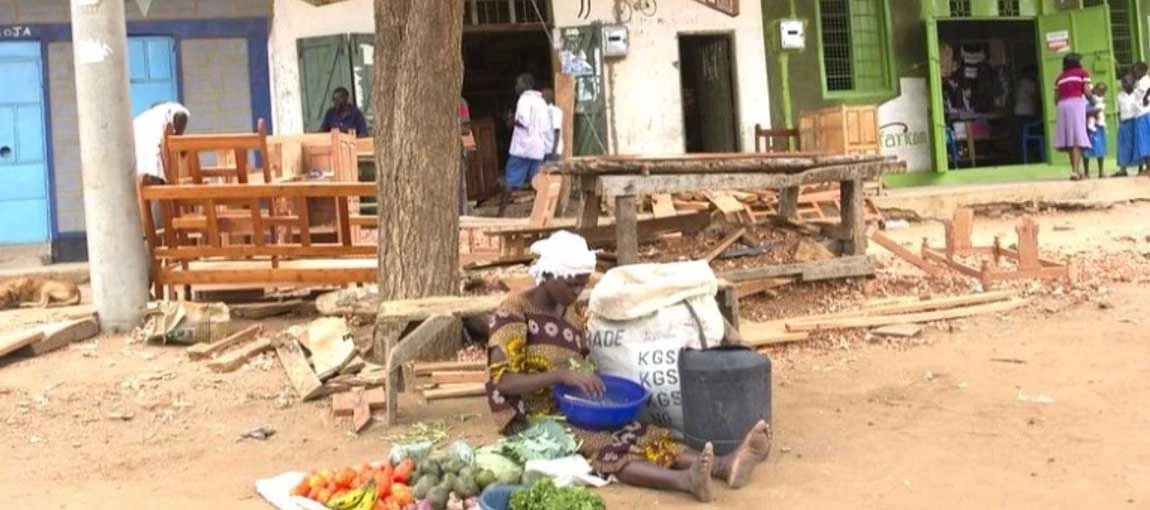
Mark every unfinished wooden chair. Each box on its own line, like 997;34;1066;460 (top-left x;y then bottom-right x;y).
754;124;801;153
162;118;272;185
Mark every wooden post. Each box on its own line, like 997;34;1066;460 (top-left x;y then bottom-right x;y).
840;178;866;255
615;195;639;265
577;176;600;229
778;186;800;219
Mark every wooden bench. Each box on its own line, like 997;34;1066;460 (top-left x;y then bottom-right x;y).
138;181;379;299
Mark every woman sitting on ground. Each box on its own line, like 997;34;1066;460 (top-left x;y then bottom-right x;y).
483;231;772;502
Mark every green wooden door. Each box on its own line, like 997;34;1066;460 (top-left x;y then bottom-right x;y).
560;26;608;156
1037;6;1116;164
298;35;353;133
925;17;949;173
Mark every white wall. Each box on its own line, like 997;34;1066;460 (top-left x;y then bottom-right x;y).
553;0;771;154
268;0;771;153
268;0;374;134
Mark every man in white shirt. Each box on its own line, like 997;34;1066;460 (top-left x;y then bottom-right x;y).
133;101;190;184
542;88;564;161
499;73;550;216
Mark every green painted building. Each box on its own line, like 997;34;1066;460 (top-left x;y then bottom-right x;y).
762;0;1150;187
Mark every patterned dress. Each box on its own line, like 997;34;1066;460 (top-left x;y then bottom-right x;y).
485;292;683;474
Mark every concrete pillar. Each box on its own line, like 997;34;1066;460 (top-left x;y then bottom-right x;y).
70;0;149;332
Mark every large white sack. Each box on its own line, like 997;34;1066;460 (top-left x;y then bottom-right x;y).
586;261;724;431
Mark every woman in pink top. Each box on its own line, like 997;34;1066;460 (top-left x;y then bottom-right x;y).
1054;53;1093;180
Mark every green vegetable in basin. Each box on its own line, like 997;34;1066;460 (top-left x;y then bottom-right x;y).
508;479;605;510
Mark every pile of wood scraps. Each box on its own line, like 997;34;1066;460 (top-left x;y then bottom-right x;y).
645;183;884;227
871;209;1070;286
741;290;1027;349
407;360;487;403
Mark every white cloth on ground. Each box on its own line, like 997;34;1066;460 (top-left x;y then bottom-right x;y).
133;102;190;179
527;230;597;283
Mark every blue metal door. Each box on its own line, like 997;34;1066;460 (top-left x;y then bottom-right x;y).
0;42;50;245
128;37;178;116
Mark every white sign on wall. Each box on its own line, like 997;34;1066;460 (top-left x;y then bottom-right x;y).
877;78;933;172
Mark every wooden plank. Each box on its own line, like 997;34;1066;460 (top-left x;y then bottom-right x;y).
332;387;386;432
720;256;874;283
614;195;639;265
158;268;377;285
298;318;357;380
787;298;1028;332
387;315;458;425
705;191;746;215
421;383;486;401
186;325;262;361
275;336;324;401
229;300;303;319
597;162;905;196
24;318;100;356
871;324;924;338
207;337;274;372
529;173;564;227
870;231;945;277
413;360;486;375
427;370;488;385
548;153;891;175
0;330;45;357
738;321;810;347
378;294;506;322
785;291;1014;325
336;196;352;246
142;182;376;200
704;227;747;262
651;193;677;218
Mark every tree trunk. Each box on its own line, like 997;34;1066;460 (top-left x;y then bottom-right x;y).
374;0;463;300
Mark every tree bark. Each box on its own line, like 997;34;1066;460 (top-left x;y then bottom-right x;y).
374;0;464;300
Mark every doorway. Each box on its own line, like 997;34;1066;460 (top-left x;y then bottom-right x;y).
0;42;50;245
935;19;1041;169
461;29;552;201
678;34;739;153
127;36;179;117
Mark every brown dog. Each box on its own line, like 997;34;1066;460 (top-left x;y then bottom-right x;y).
0;278;82;309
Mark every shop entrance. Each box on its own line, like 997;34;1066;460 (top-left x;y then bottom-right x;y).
678;34;739;153
461;30;552;201
933;19;1041;169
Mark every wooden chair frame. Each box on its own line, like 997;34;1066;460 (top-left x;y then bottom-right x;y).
162;118;272;184
754;124;801;153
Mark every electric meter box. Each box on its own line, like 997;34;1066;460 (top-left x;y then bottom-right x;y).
602;25;629;58
779;19;805;50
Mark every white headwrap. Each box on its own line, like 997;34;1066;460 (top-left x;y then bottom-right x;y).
527;230;597;284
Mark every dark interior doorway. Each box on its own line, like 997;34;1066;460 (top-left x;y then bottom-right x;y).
937;19;1041;168
679;34;739;153
461;30;552;201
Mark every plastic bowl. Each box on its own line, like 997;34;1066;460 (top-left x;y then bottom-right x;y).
553;374;650;431
479;484;524;510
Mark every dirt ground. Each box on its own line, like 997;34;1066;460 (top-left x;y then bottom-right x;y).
2;204;1149;509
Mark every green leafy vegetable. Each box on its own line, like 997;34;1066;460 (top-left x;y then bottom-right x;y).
509;479;605;510
475;448;523;485
498;417;581;464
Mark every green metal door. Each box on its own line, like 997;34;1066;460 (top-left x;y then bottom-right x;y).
925;17;949;173
351;34;374;127
560;26;608;156
1037;6;1116;164
298;35;353;133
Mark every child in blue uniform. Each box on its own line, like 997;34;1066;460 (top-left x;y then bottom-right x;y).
1084;82;1108;178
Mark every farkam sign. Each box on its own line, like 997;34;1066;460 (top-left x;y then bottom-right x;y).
877;78;933;172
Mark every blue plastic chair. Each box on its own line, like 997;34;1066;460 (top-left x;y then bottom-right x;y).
1021;120;1045;164
945;127;959;168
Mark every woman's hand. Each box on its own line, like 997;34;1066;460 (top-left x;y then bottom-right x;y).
559;368;606;398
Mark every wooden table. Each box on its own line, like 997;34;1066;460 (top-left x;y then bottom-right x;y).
546;153;906;268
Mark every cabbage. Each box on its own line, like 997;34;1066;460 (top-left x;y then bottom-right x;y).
475;448;523;485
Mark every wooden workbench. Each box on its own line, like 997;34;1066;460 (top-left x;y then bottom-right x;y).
546;153;906;266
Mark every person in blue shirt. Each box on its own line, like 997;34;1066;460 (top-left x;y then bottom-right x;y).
319;87;369;137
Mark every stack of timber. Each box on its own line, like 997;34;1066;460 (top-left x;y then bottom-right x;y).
408;360;488;403
740;290;1026;349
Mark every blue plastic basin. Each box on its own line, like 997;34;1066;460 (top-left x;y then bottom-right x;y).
553;374;650;431
479;484;524;510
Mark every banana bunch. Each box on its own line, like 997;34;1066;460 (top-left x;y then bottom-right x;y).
326;481;377;510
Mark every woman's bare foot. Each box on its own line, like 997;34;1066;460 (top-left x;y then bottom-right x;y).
725;420;773;489
682;442;716;502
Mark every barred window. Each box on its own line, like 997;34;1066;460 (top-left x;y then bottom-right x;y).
997;0;1020;16
1084;0;1136;69
464;0;550;26
818;0;893;95
948;0;971;17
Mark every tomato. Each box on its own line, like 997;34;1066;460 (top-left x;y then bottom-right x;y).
291;479;310;497
390;484;413;506
393;459;415;484
307;473;325;490
316;488;334;504
373;472;391;495
337;467;357;487
307;486;321;502
317;469;334;482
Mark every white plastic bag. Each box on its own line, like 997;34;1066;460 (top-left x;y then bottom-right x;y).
586;261;724;431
